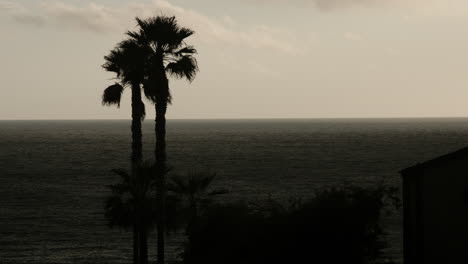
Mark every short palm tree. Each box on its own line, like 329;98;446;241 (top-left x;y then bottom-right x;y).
168;171;228;227
126;16;199;264
105;163;164;264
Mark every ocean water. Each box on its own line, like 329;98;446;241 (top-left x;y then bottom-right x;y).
2;118;468;263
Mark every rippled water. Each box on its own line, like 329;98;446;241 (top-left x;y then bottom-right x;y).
2;118;468;263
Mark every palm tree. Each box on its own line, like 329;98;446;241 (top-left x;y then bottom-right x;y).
102;39;148;165
167;171;227;258
168;171;228;222
126;16;199;264
105;163;164;264
102;38;148;264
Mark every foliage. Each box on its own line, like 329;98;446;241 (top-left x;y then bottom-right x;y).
102;83;124;107
168;171;228;218
182;184;400;264
104;163;161;231
163;171;228;235
126;15;199;104
102;15;198;264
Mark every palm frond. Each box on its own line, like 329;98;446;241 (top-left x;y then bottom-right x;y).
166;55;198;82
102;83;124;107
168;175;189;194
105;193;134;229
111;168;130;178
103;39;148;85
126;30;147;46
177;27;194;40
135;16;194;50
172;45;197;57
168;171;225;198
198;172;216;191
103;49;124;76
105;163;162;230
142;77;172;104
135;17;150;33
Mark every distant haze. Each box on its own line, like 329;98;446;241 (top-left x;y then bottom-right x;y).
1;0;468;120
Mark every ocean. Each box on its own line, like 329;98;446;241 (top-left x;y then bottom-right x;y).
2;118;468;263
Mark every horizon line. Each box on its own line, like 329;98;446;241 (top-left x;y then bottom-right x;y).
2;116;468;121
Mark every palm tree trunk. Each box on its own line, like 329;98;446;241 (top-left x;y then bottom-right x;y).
155;101;167;163
139;229;148;264
131;83;143;165
133;225;140;264
131;83;143;264
155;100;167;264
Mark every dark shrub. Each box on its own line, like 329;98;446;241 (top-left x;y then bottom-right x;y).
182;185;399;264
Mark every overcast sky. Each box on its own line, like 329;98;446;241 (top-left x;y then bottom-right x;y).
1;0;468;119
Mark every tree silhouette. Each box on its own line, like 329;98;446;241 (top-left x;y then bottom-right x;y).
168;171;228;222
126;16;199;264
102;39;147;165
102;38;148;264
105;163;167;264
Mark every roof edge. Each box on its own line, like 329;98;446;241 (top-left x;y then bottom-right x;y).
399;146;468;176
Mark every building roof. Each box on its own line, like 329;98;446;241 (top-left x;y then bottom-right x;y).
400;146;468;176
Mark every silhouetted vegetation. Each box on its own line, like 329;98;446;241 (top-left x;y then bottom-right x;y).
103;164;401;264
125;16;198;264
167;171;228;235
99;14;405;264
168;171;228;218
181;184;400;264
102;22;148;264
104;163;169;264
102;37;146;167
101;15;198;264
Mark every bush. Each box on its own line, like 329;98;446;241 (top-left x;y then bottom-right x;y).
182;185;399;264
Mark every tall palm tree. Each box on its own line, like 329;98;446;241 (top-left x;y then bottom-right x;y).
126;16;199;264
102;39;148;165
102;38;148;264
105;163;162;264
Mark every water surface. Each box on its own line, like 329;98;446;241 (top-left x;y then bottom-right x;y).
2;118;468;263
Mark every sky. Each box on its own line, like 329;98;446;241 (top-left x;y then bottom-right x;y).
1;0;468;119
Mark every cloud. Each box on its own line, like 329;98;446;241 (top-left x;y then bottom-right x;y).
313;0;384;10
247;0;468;14
140;0;302;53
0;1;21;11
0;1;46;26
39;1;122;32
245;0;394;10
0;0;302;54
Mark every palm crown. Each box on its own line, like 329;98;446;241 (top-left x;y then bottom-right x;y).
102;39;148;117
101;16;197;115
127;16;198;104
168;171;228;218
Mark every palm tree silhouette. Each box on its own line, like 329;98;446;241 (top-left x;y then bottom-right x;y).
167;171;227;259
105;163;166;264
168;171;228;221
126;16;199;264
102;38;147;264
